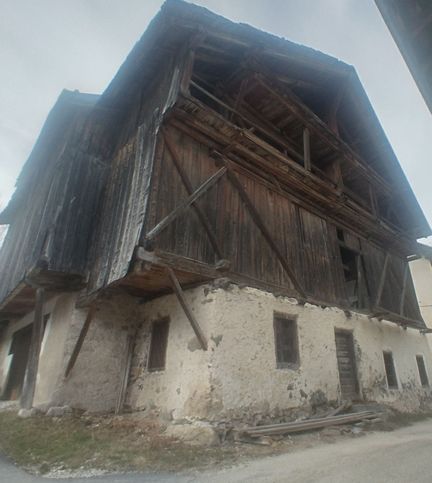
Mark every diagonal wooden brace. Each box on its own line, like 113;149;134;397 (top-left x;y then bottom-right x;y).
212;151;306;299
64;305;95;379
167;267;208;350
162;129;224;259
145;166;226;243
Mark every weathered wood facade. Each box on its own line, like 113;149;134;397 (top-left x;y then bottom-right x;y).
0;0;430;334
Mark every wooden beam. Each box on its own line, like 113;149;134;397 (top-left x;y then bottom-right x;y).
162;129;224;259
135;246;228;280
303;128;311;171
399;263;409;316
20;287;45;409
375;253;390;309
167;267;208;350
145;166;226;242
115;332;135;415
371;305;425;330
64;306;95;379
213;151;306;298
253;74;393;197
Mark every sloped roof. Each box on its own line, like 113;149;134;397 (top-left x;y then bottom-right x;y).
0;90;99;225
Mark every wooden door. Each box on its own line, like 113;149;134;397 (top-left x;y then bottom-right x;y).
334;330;359;401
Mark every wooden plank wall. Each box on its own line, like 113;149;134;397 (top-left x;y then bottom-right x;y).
87;55;186;293
144;125;420;320
0;92;106;304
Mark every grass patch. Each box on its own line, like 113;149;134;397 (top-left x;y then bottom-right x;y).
2;407;430;476
0;412;251;475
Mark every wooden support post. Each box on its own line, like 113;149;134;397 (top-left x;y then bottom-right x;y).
368;183;377;217
303;127;311;171
180;31;206;94
213;151;306;298
145;166;226;242
399;263;409;316
356;256;363;308
167;267;208;350
162;129;224;259
115;332;135;415
64;306;95;379
374;253;390;309
20;287;45;409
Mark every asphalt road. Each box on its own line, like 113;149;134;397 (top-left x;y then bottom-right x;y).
2;419;432;482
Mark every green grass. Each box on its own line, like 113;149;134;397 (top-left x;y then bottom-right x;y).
0;412;244;475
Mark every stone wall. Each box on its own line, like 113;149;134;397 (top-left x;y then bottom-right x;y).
128;283;432;420
1;282;431;418
0;292;138;413
54;293;137;412
0;294;61;401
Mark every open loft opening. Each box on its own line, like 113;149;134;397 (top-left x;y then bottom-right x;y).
183;35;411;233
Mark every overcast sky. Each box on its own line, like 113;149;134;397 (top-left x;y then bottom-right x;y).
0;0;431;244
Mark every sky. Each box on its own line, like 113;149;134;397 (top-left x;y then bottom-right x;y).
0;0;431;244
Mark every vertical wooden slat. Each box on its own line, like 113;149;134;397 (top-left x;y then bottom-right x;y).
303;127;311;171
399;263;409;316
162;129;223;260
375;253;389;308
20;287;45;409
216;153;305;298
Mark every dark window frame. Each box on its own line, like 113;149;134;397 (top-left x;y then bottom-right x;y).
147;317;170;372
273;313;299;369
383;351;398;389
416;355;429;387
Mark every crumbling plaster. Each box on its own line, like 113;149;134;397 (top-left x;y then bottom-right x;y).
410;258;432;328
0;294;59;400
1;282;431;417
0;292;139;413
128;283;432;420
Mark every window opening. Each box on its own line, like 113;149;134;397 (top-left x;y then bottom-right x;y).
416;355;429;387
383;351;398;389
273;314;299;368
148;318;170;371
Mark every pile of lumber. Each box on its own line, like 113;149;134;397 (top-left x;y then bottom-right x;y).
240;410;380;438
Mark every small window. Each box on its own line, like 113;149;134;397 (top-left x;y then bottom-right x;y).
383;351;398;389
147;318;170;372
273;314;299;369
416;355;429;387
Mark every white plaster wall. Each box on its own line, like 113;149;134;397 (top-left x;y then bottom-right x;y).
0;295;60;398
410;258;432;355
34;294;78;405
128;284;432;421
410;258;432;328
55;294;137;412
0;292;137;412
127;288;212;420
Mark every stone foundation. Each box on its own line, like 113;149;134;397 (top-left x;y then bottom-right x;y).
1;282;431;418
127;283;432;420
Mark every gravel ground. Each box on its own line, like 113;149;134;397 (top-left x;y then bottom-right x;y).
1;418;432;482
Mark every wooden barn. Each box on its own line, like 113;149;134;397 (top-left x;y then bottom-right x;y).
0;0;431;420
